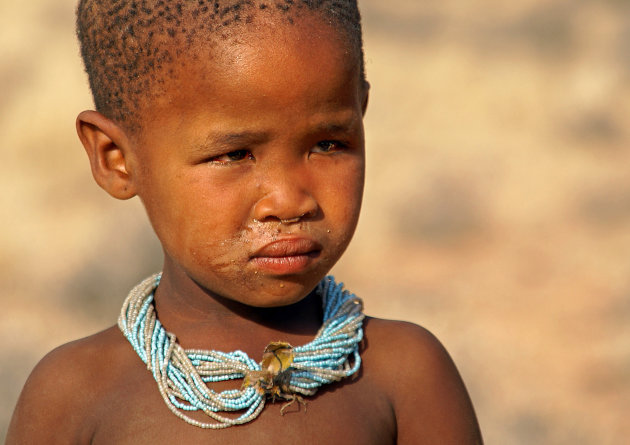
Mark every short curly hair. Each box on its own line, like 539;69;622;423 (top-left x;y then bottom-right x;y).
76;0;365;129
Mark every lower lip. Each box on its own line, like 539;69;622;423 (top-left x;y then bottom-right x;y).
250;252;319;275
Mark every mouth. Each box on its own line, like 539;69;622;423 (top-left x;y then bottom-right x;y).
249;238;322;275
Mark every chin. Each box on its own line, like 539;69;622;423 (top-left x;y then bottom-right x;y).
238;277;320;308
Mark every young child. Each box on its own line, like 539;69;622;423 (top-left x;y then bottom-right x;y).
7;1;482;443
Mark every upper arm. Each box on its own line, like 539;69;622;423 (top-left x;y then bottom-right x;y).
6;342;97;445
369;320;483;445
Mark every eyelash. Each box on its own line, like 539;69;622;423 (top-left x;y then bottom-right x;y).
208;149;254;164
312;140;348;154
206;140;348;165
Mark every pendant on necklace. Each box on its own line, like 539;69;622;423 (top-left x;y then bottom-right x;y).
244;342;307;413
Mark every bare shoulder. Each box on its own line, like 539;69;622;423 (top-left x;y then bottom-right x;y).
362;318;483;445
6;326;128;445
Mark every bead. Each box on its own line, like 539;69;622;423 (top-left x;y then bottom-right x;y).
118;274;364;429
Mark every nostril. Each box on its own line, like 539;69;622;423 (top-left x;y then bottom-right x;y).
280;214;305;224
252;190;319;225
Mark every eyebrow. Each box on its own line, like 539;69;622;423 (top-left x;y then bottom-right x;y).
189;131;269;155
312;113;361;134
188;113;360;155
314;122;354;134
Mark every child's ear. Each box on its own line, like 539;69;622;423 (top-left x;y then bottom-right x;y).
76;111;137;200
361;81;370;116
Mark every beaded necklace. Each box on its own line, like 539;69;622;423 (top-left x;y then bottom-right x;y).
118;274;365;429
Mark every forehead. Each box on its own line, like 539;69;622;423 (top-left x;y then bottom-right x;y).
78;0;363;130
174;10;358;80
137;13;362;128
209;13;357;83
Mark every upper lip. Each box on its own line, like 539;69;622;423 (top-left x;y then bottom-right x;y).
251;237;322;258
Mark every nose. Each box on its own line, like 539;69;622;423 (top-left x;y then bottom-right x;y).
252;162;319;224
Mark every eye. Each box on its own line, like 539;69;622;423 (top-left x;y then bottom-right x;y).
209;149;254;164
312;140;347;154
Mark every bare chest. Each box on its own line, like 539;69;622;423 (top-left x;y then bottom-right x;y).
88;368;395;445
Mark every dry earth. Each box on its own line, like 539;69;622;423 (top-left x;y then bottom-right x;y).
1;0;629;443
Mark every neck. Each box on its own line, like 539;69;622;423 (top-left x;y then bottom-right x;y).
152;264;324;356
117;271;365;429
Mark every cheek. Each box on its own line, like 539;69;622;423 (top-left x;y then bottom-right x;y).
341;165;365;247
140;174;247;259
322;160;365;244
186;232;249;281
336;159;365;217
182;201;250;261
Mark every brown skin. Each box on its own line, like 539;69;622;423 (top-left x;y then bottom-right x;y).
7;14;482;445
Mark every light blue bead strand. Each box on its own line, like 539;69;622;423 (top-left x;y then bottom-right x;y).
118;274;364;429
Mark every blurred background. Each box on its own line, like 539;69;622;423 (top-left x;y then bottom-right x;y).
1;0;629;443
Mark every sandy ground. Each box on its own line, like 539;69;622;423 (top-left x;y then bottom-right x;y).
1;0;629;443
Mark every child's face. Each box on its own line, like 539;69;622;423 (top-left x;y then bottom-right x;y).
129;15;367;307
